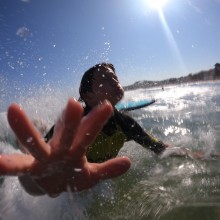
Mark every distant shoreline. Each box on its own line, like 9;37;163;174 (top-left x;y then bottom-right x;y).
123;66;220;91
124;79;220;92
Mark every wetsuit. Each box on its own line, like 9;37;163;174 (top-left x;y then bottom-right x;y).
44;106;166;162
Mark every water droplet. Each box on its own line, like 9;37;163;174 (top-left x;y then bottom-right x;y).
26;137;33;143
74;168;82;172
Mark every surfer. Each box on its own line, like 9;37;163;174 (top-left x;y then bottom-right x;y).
0;99;131;197
45;63;168;163
0;63;210;197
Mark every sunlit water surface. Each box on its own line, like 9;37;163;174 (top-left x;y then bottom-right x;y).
1;81;220;220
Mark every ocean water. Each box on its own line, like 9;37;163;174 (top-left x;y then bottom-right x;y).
1;81;220;220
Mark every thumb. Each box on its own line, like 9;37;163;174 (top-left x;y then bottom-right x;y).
92;157;131;181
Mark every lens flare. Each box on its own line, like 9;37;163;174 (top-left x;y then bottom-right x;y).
147;0;170;10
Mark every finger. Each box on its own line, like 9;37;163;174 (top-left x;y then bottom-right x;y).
91;156;131;180
0;154;35;175
49;99;83;155
69;100;113;158
7;104;50;161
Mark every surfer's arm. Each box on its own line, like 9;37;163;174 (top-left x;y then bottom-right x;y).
116;111;166;154
130;126;166;154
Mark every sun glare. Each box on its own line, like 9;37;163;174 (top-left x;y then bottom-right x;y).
147;0;170;10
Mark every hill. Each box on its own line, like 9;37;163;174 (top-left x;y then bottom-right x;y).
124;63;220;91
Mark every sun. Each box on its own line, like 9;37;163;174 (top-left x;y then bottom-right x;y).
147;0;170;10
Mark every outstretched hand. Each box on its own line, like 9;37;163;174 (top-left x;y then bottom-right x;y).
0;99;131;197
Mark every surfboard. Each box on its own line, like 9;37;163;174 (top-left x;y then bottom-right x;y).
116;99;156;111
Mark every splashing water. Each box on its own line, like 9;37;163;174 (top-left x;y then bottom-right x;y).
1;81;220;219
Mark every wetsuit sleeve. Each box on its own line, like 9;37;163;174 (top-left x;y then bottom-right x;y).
115;111;166;154
44;125;55;143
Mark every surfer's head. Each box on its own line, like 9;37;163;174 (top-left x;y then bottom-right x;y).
79;63;124;107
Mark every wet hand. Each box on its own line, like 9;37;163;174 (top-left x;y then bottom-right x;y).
0;99;131;197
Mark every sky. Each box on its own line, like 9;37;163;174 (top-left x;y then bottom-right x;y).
0;0;220;96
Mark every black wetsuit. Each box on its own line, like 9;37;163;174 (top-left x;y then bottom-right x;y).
44;106;166;162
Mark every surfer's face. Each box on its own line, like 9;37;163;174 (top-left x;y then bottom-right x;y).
83;66;124;107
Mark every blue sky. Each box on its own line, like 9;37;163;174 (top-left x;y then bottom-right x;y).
0;0;220;93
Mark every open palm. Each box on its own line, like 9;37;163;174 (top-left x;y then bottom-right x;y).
0;99;131;197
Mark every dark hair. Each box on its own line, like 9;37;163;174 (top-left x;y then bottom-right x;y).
79;62;115;101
